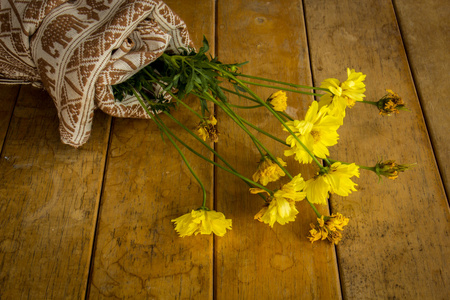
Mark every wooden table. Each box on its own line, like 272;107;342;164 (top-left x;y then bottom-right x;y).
1;0;449;299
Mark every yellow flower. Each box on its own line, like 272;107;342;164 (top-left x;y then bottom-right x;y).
326;213;349;232
302;175;330;205
250;174;306;201
254;205;269;222
267;90;288;111
252;174;306;227
259;197;298;227
273;174;306;202
197;115;219;142
284;101;341;163
252;156;287;186
308;213;349;245
377;89;406;116
197;127;208;141
171;209;232;237
319;68;366;117
342;68;366;104
304;162;360;205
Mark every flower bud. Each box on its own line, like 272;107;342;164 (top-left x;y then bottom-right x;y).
375;160;415;180
377;89;406;116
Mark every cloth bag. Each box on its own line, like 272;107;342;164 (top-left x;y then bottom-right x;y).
0;0;192;147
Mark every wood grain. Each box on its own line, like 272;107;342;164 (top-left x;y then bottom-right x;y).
0;85;111;299
215;1;341;299
304;0;450;299
393;0;450;194
1;2;448;299
86;1;216;298
0;85;20;152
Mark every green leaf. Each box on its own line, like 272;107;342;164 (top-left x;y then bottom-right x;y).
199;98;209;116
196;36;209;57
234;84;247;93
185;71;194;94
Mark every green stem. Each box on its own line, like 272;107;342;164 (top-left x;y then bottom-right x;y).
196;90;266;158
223;87;293;122
328;158;376;171
228;104;264;109
142;69;205;120
155;119;208;207
130;87;208;207
306;198;322;218
177;98;204;119
154;114;272;195
279;111;294;122
133;78;267;200
239;118;289;146
323;158;332;166
233;73;330;92
240;80;324;97
222;87;260;104
163;111;263;195
163;111;267;201
217;69;325;170
194;89;293;179
359;100;378;106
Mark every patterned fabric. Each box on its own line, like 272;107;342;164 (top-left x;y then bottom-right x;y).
0;0;192;147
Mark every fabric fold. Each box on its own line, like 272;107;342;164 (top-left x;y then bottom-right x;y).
0;0;192;147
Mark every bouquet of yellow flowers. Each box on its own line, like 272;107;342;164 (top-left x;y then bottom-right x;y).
113;37;412;244
0;0;411;244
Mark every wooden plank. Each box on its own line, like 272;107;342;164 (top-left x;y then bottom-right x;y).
304;0;450;299
87;1;216;298
0;85;20;152
393;0;450;194
215;1;341;299
0;85;111;299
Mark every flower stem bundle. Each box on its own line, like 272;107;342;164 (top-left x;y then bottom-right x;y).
113;37;413;244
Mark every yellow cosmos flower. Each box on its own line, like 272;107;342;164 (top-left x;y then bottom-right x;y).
319;68;366;117
273;174;306;202
252;156;287;186
284;101;342;163
267;90;288;112
197;115;219;142
259;197;299;227
171;209;232;237
342;68;366;103
252;174;306;227
304;162;360;205
308;213;349;245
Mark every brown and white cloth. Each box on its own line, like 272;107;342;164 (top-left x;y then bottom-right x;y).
0;0;192;147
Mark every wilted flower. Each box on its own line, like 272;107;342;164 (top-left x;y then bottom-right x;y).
375;160;415;180
304;162;360;205
252;156;286;186
197;115;219;142
267;90;288;111
308;213;349;245
377;89;406;116
284;101;342;164
171;209;232;237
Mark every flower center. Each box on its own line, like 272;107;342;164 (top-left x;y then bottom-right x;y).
311;130;321;143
